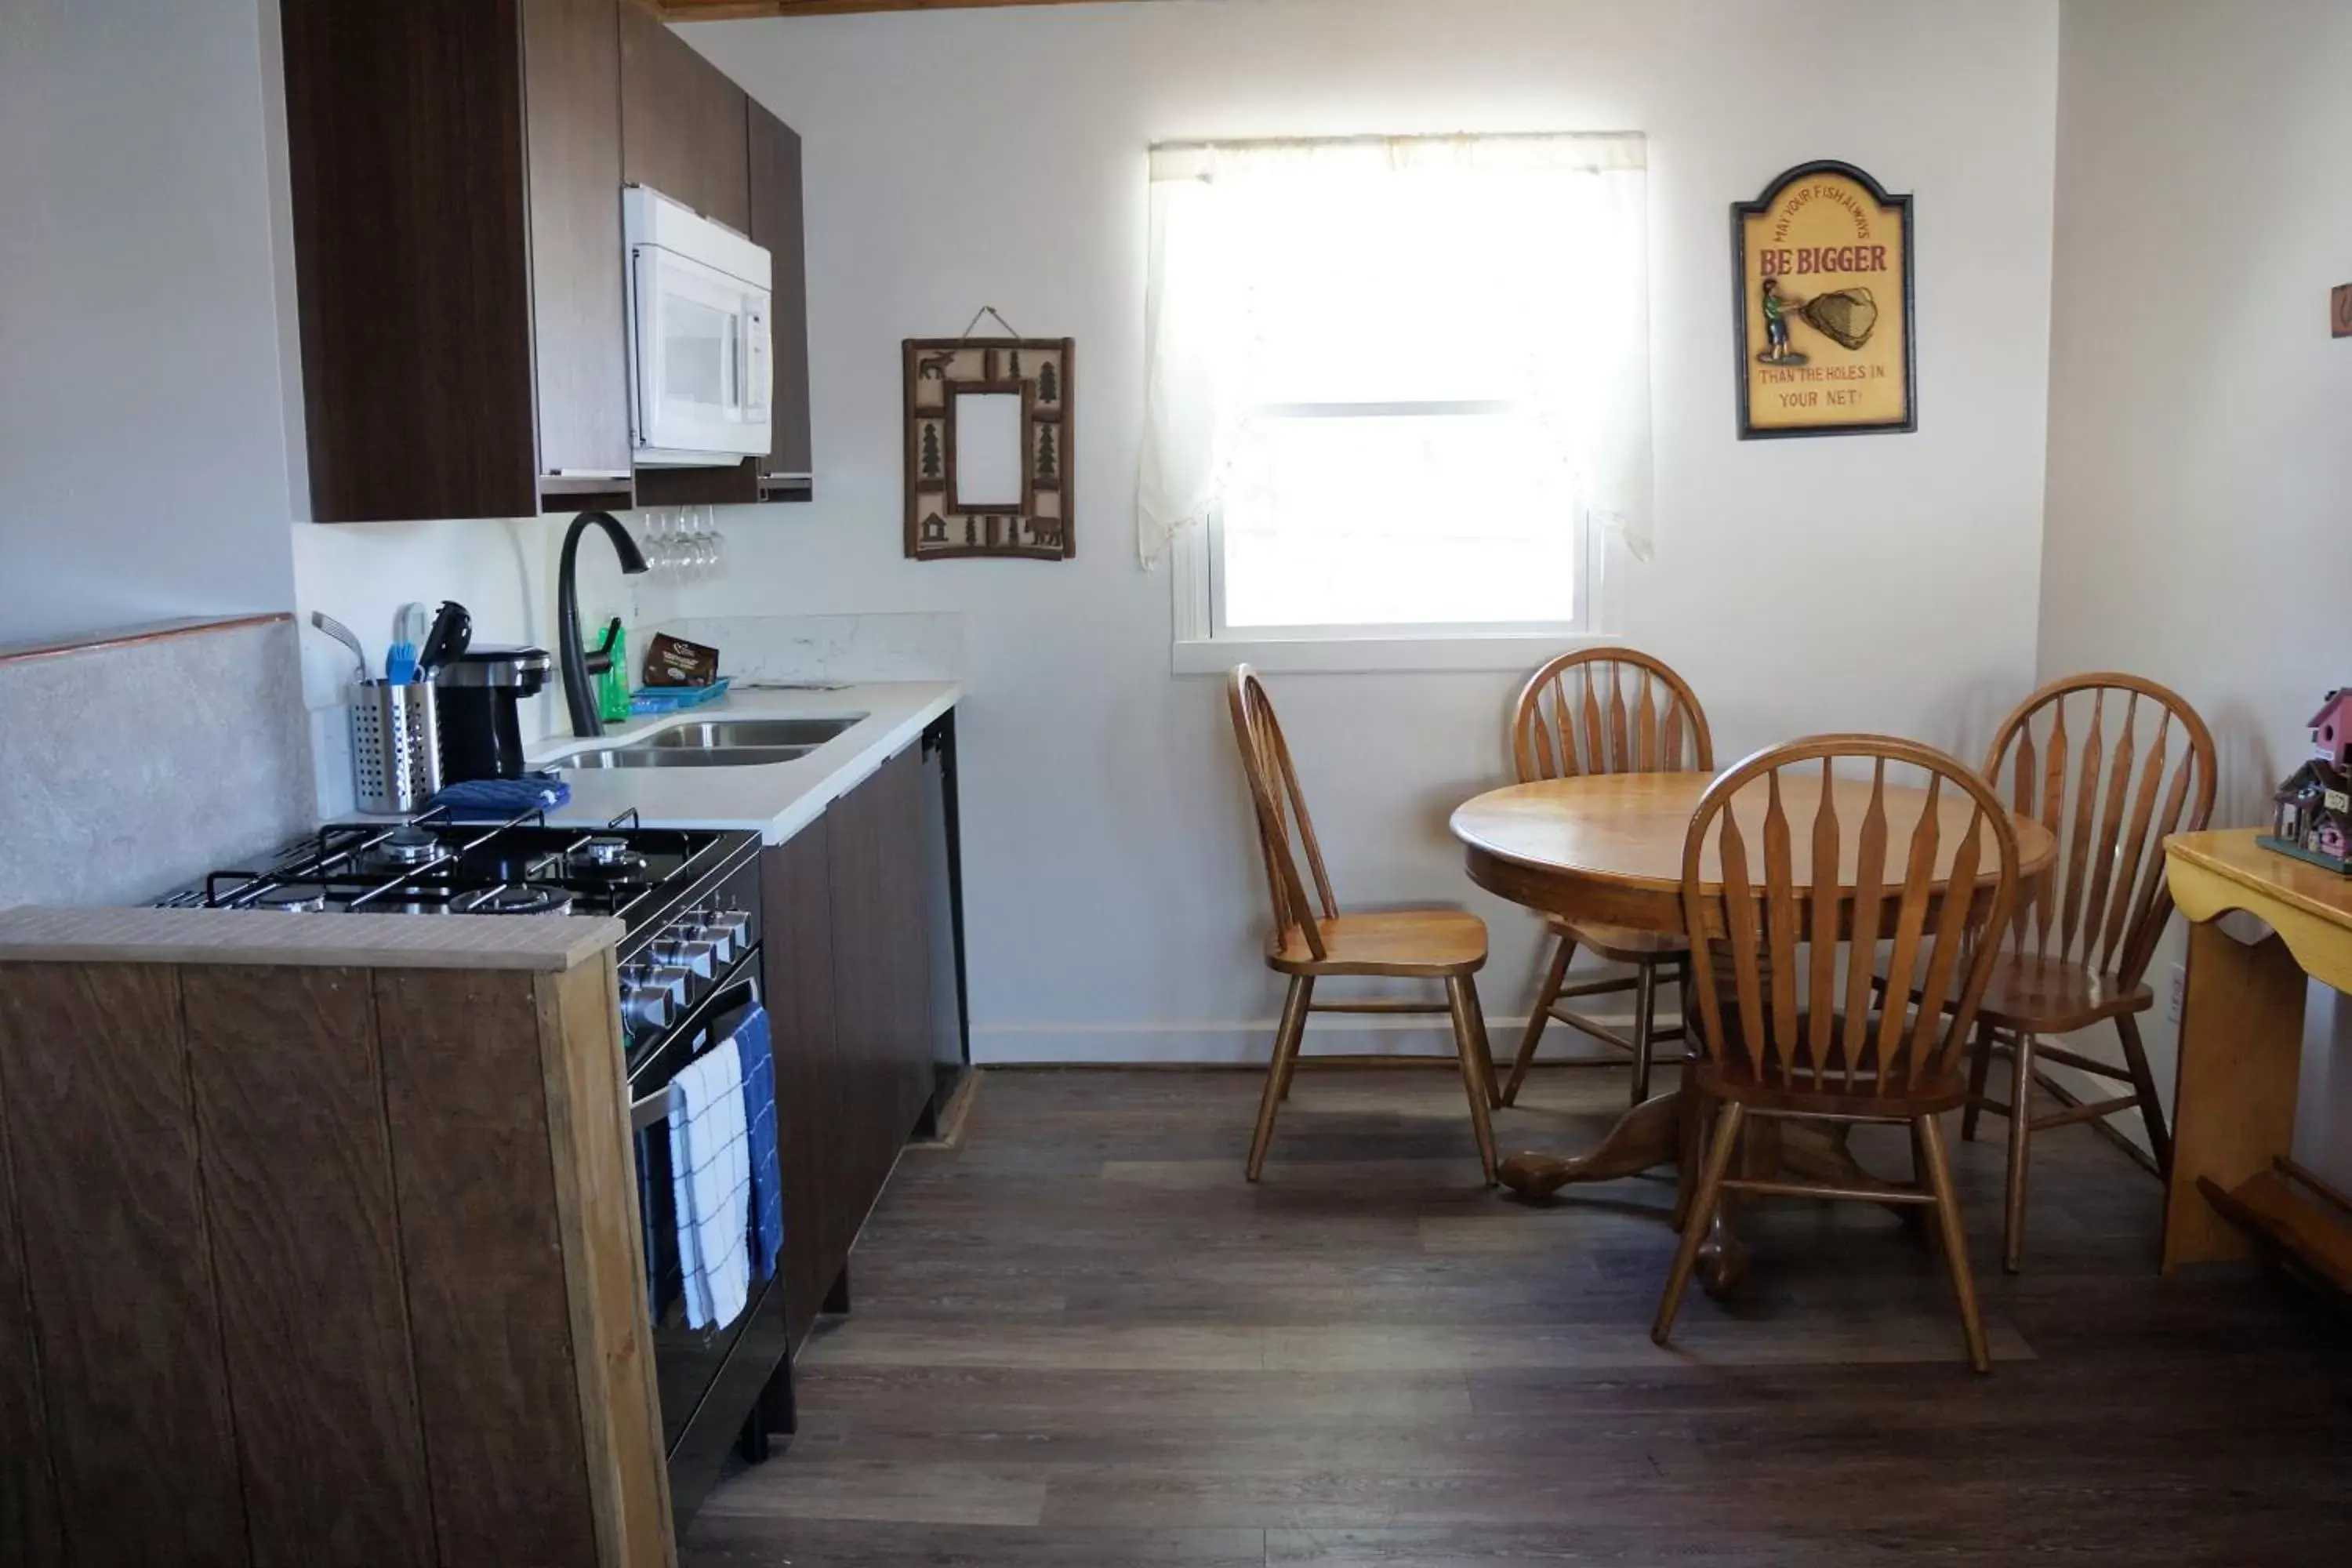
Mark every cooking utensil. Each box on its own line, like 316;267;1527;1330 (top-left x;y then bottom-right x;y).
309;611;369;686
386;601;428;684
418;600;472;677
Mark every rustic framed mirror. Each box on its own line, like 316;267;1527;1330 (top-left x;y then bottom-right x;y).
905;336;1074;561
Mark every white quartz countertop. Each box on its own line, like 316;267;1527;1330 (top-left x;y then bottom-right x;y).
521;681;960;844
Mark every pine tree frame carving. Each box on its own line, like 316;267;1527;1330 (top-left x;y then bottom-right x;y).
904;338;1075;561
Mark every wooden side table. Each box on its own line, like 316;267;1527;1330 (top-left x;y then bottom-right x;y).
2161;830;2352;1292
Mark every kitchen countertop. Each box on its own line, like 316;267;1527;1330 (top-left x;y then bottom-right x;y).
0;904;622;971
523;681;960;844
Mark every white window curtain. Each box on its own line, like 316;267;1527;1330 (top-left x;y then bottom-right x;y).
1137;132;1652;568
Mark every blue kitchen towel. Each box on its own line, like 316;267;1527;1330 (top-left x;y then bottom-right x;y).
423;771;571;819
667;1047;750;1332
732;1006;784;1281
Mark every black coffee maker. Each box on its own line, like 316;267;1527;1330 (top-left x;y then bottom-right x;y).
434;646;552;782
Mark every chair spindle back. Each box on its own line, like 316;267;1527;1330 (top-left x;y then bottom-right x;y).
1226;666;1339;961
1512;650;1714;783
1981;674;2216;987
1681;737;2021;1104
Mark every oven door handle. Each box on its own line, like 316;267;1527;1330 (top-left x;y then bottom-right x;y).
627;976;764;1132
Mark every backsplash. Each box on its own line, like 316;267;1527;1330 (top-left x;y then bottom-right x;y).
647;612;966;686
0;616;314;908
290;514;643;815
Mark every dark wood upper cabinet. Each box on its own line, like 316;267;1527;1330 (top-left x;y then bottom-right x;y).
281;0;811;522
281;0;632;523
619;1;750;234
524;0;633;495
750;103;815;499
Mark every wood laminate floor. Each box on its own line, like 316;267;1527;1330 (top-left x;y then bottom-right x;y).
688;1065;2352;1566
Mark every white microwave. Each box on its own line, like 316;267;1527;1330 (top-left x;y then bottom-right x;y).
623;187;773;467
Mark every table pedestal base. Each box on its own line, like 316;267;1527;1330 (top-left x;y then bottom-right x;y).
1498;1087;1898;1298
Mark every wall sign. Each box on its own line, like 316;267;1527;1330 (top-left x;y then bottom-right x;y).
1733;162;1915;438
2332;282;2352;339
903;330;1075;562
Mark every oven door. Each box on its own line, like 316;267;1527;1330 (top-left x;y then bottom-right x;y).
629;242;772;466
626;957;789;1513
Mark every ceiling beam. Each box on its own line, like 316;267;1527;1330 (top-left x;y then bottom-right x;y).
655;0;1144;18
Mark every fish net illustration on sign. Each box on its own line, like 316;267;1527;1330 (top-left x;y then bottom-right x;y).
1733;162;1915;437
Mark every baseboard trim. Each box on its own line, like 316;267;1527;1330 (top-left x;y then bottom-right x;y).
967;1009;1653;1066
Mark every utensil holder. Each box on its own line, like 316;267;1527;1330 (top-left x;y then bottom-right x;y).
350;681;441;814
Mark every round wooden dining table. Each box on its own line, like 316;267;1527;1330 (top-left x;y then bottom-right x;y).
1449;771;2058;1292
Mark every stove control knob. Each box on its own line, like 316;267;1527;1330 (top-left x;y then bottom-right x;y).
619;970;671;1033
680;920;733;967
648;964;694;1006
654;938;717;979
703;910;752;960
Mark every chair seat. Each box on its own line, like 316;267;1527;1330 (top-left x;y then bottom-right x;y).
1691;1013;1969;1116
1548;916;1689;963
1271;908;1488;978
1883;949;2153;1036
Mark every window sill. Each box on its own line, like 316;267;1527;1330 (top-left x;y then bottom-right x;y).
1171;632;1616;677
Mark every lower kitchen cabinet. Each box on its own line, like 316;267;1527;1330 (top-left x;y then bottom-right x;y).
761;740;942;1352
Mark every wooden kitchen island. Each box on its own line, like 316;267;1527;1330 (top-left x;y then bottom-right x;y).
2161;829;2352;1294
0;906;673;1568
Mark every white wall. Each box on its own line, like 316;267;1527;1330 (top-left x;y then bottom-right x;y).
2040;0;2352;1177
680;0;2062;1062
0;0;297;646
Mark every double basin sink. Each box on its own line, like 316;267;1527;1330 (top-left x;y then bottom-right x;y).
555;715;866;771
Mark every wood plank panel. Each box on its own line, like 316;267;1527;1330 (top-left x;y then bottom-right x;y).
0;964;247;1566
535;955;677;1568
0;998;64;1568
180;967;434;1568
375;967;598;1568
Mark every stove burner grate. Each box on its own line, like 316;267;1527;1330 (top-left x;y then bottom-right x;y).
459;883;576;917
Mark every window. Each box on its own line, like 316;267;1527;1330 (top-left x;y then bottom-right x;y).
1140;134;1651;671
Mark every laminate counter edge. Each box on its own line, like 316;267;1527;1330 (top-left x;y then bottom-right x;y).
0;907;624;972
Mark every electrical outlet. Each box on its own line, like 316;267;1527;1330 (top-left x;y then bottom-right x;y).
2168;963;2187;1023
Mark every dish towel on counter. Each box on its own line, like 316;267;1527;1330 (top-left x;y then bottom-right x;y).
424;771;571;821
666;1046;751;1332
732;1006;784;1281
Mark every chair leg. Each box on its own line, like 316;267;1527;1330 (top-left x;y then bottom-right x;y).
1916;1112;1992;1373
1444;977;1499;1186
1460;973;1501;1109
1653;1101;1744;1347
1628;959;1659;1106
1960;1018;1997;1142
1246;976;1312;1182
2113;1013;2173;1178
1503;934;1575;1106
2002;1032;2037;1272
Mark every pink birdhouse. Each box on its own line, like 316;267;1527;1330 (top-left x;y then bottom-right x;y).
2312;689;2352;768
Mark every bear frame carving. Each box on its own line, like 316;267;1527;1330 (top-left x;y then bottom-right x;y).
905;337;1075;561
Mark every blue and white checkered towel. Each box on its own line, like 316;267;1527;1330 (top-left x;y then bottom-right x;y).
667;1046;750;1332
732;1006;785;1281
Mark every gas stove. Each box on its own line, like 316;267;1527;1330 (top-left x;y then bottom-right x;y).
162;808;764;1065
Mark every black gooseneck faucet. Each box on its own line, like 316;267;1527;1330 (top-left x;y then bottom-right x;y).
557;510;651;738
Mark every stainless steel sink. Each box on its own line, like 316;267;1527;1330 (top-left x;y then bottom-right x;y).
641;716;867;750
555;745;816;770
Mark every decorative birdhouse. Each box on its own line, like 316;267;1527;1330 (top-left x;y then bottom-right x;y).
2263;688;2352;871
2312;689;2352;768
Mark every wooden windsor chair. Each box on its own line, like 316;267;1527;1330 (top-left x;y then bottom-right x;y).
1654;737;2023;1373
1225;666;1501;1185
1500;650;1714;1108
1947;673;2215;1272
